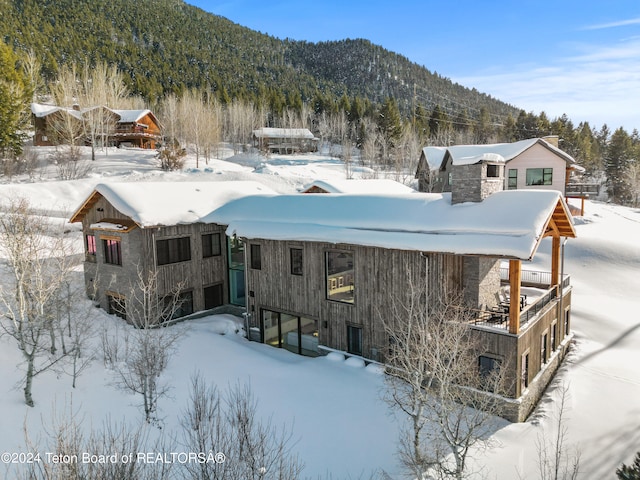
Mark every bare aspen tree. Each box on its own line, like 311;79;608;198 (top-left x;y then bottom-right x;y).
535;383;580;480
159;93;181;145
0;198;78;406
181;374;304;480
22;401;173;480
226;100;257;154
103;267;186;424
382;271;507;480
79;62;127;159
180;89;209;168
203;94;222;162
395;125;422;185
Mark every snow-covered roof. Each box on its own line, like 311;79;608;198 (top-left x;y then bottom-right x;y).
252;128;316;139
31;103;155;125
301;179;416;194
70;181;277;227
206;190;573;260
31;102;84;121
422;137;577;171
109;109;152;124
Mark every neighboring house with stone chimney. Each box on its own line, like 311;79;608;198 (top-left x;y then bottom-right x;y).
416;136;584;196
206;157;577;422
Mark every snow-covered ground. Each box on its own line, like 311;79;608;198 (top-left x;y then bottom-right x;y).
0;146;638;479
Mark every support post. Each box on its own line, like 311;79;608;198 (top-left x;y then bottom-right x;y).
551;236;561;291
509;259;521;335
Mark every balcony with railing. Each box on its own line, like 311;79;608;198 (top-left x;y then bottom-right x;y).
468;268;570;334
565;183;600;197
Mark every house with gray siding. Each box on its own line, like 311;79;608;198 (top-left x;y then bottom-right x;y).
206;158;576;421
71;163;577;422
69;181;274;321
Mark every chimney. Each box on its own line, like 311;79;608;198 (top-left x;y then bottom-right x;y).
542;135;559;147
450;153;505;204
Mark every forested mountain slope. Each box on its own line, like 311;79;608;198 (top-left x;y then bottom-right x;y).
1;0;517;118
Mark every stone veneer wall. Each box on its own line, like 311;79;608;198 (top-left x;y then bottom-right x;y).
463;257;501;308
451;163;504;204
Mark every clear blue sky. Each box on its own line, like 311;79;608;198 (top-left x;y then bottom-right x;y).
187;0;640;131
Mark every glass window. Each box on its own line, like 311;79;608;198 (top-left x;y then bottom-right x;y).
551;322;557;351
204;283;223;309
541;332;549;365
228;236;245;306
521;352;529;390
107;294;126;320
290;248;303;275
103;238;122;265
478;355;501;378
202;233;221;258
508;169;518;189
526;168;553;186
326;251;354;304
84;234;97;262
162;290;194;321
156;237;191;265
250;244;262;270
347;325;363;356
486;164;500;178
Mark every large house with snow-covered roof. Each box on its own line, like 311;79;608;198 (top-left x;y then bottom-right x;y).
203;158;576;422
31;103;162;149
415;136;584;196
70;160;577;422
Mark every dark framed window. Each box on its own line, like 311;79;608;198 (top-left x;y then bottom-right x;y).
347;325;363;356
541;332;549;365
107;294;126;320
86;234;97;260
202;233;221;258
103;238;122;265
551;322;557;351
486;164;500;178
508;169;518;189
250;244;262;270
478;355;502;391
290;248;303;275
204;283;223;309
326;251;354;304
156;237;191;265
564;308;571;336
521;352;529;390
163;290;194;321
526;167;553;186
478;355;501;378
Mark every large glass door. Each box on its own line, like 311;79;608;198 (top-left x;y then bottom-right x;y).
260;309;318;356
227;236;245;306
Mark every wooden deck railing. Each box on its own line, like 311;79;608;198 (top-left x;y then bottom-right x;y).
470;271;571;333
565;183;600;197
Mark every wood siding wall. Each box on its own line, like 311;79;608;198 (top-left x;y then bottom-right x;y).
81;196;228;317
244;239;466;361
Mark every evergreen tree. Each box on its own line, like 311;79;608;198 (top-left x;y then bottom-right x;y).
605;127;634;205
499;113;518;142
429;104;451;140
377;97;402;147
617;452;640;480
0;42;32;159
